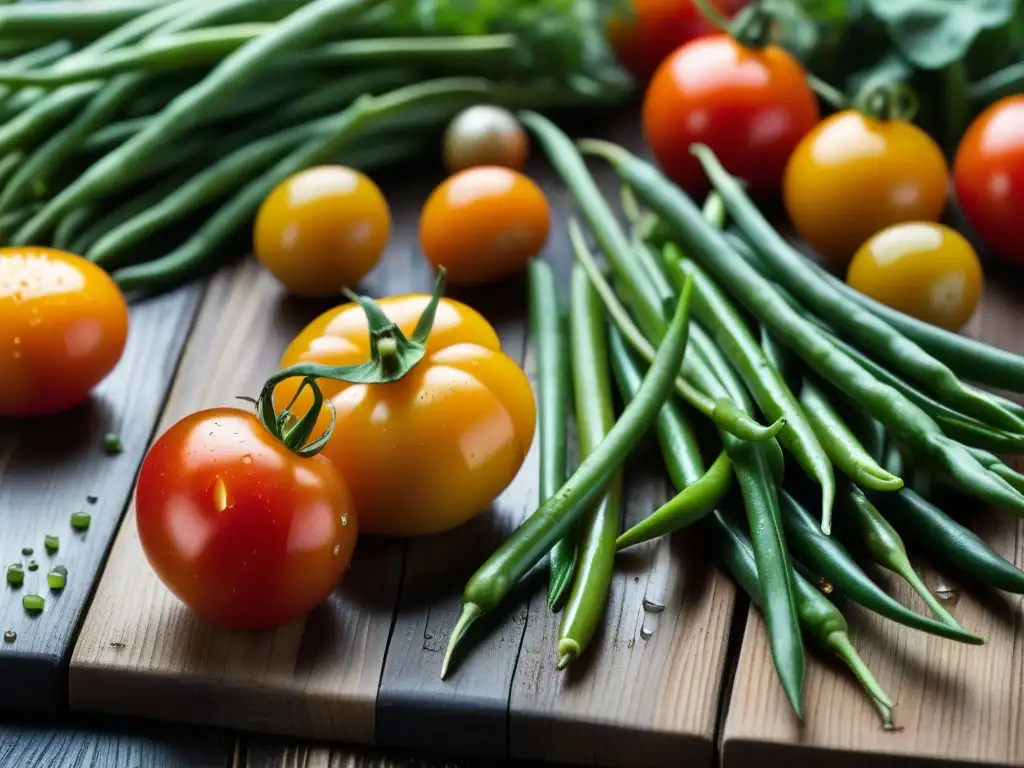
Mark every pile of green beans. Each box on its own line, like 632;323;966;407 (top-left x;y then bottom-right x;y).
443;119;1024;729
0;0;629;293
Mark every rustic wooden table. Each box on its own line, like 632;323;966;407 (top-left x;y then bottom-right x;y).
2;110;1023;768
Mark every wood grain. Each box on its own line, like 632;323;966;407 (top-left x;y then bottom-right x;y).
245;738;476;768
0;719;233;767
68;255;405;742
0;284;203;712
722;277;1024;767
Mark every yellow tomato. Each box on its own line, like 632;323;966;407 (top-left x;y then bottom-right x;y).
0;247;128;417
274;294;536;537
847;222;983;331
254;165;390;297
783;111;949;266
419;166;551;285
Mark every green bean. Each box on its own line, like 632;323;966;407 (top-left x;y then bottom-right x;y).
844;487;963;628
780;490;982;644
284;34;518;70
616;447;730;550
53;206;95;251
16;0;385;242
568;219;783;442
0;82;104;157
0;2;161;38
557;264;622;669
666;251;836;533
799;378;903;491
0;41;72;111
582;140;1024;516
707;508;892;726
112;78;485;294
760;326;799;392
527;259;575;611
692;144;1024;433
440;271;694;679
963;447;1024;494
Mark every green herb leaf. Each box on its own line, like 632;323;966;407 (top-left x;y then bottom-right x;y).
104;433;124;454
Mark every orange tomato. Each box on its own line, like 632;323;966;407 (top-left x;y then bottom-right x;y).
274;294;536;537
0;247;128;417
419;166;551;285
254;165;390;297
136;408;357;629
642;34;819;199
784;111;949;265
847;222;983;331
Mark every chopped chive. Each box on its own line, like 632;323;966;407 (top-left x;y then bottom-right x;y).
47;565;67;591
71;511;92;530
20;547;32;557
22;594;43;613
6;564;24;586
44;535;59;554
3;630;15;643
27;561;38;572
103;433;123;454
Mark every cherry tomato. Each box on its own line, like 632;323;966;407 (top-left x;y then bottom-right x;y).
275;295;536;537
847;222;983;331
953;95;1024;265
784;111;949;266
608;0;750;79
442;105;529;174
419;166;551;286
135;408;357;629
254;165;391;297
0;246;128;417
642;34;819;199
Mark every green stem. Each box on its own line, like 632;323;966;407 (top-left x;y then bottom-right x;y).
805;73;848;111
967;62;1024;106
944;59;968;157
827;632;895;728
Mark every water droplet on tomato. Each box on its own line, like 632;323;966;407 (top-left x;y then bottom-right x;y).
241;454;253;465
209;476;232;512
11;350;20;359
333;544;341;556
340;514;349;526
12;336;20;345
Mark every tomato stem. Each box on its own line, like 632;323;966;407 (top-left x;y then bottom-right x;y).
853;80;919;123
254;268;448;458
805;73;848;111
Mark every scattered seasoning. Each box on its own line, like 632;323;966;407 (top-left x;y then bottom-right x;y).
20;547;32;557
27;561;38;572
109;641;126;649
103;433;124;455
3;630;15;643
47;565;67;591
86;495;98;504
22;594;44;614
70;511;92;531
44;535;59;554
6;564;24;586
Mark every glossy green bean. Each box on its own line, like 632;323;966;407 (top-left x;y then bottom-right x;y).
568;219;783;442
963;447;1024;494
761;326;799;391
557;264;622;668
799;378;903;491
666;252;836;533
441;273;695;678
693;145;1024;433
707;508;892;726
581;140;1024;516
779;490;982;644
527;259;575;611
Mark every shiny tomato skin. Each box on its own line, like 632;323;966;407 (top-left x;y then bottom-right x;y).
642;35;819;198
135;408;357;630
254;165;391;297
419;166;551;286
0;246;128;417
608;0;750;79
784;111;949;265
953;95;1024;265
847;222;983;331
275;295;536;537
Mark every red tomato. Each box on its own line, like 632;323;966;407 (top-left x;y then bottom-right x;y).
0;247;128;417
953;95;1024;265
608;0;750;79
135;408;357;630
642;34;820;198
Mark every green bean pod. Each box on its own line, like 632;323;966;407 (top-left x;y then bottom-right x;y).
707;509;893;726
581;140;1024;516
798;379;903;492
844;487;963;628
760;326;799;392
568;219;783;442
963;447;1024;494
692;144;1024;434
667;252;836;533
779;490;982;644
441;272;695;679
557;264;622;668
527;259;575;610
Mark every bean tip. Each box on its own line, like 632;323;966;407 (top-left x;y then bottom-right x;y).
441;602;481;680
